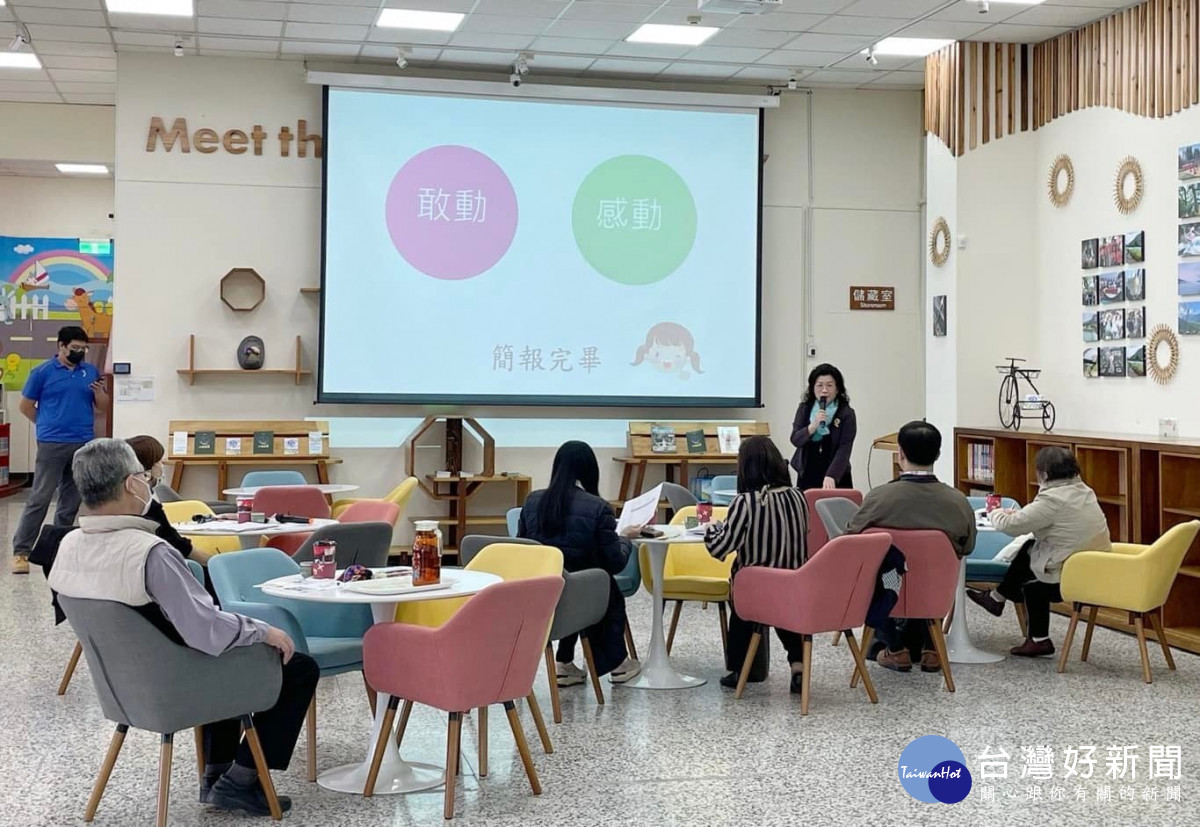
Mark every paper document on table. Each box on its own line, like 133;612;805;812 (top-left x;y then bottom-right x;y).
176;521;270;534
265;577;341;593
616;483;664;534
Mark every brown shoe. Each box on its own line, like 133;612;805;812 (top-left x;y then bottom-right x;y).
10;555;29;575
1011;638;1055;658
967;588;1005;617
920;649;942;673
876;648;912;672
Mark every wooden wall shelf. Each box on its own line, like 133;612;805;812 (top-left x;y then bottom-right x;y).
177;334;310;385
956;426;1200;655
299;287;321;295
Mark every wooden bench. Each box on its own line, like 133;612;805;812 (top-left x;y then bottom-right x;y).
613;421;771;502
166;420;342;499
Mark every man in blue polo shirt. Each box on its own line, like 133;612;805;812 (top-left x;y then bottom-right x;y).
10;326;108;574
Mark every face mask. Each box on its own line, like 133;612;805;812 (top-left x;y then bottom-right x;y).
129;476;153;516
66;350;85;365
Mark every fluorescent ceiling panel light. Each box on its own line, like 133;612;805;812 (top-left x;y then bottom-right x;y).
868;37;954;57
56;163;110;174
375;9;465;31
985;1;1048;4
627;24;719;47
0;53;41;69
105;0;193;16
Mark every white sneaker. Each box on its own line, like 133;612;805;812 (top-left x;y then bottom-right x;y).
609;658;641;684
555;662;586;687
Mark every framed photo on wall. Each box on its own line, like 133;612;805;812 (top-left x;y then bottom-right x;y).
1081;238;1099;269
1127;345;1146;376
1127;307;1146;338
1083;347;1099;378
1082;311;1099;342
1099;308;1126;340
1180;182;1200;219
1082;275;1099;306
933;295;947;337
1099;346;1126;376
1180;262;1200;297
1099;235;1125;267
1124;231;1144;262
1179;221;1200;256
1181;301;1200;335
1099;271;1125;303
1126;268;1145;301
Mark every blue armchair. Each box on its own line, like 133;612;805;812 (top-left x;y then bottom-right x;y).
966;497;1021;584
208;548;373;782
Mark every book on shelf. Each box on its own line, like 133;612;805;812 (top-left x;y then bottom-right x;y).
194;430;215;455
967;442;994;483
225;437;242;456
685;429;707;454
650;424;677;454
717;426;741;455
283;437;300;455
253;431;274;454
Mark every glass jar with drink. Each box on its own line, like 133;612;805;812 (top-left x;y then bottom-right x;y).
237;496;253;524
412;520;442;586
312;539;337;579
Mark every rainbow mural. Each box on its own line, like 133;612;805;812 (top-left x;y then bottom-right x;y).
0;237;115;391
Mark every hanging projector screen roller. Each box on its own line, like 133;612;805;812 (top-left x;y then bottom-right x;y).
319;86;763;406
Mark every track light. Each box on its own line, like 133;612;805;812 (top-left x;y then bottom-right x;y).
9;25;30;52
174;40;184;57
978;0;990;13
510;53;531;87
395;47;410;69
865;45;878;66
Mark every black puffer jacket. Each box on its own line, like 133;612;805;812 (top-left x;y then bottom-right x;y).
518;488;627;575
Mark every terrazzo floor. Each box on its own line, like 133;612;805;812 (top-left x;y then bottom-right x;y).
2;494;1198;826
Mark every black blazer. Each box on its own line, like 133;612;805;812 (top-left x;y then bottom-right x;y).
518;488;627;575
789;400;858;482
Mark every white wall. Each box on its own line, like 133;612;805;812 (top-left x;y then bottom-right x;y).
925;136;958;481
111;55;926;544
0;102;114;164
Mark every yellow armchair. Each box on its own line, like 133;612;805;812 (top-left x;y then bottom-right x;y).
1058;520;1200;683
639;506;734;655
161;500;243;555
331;476;418;520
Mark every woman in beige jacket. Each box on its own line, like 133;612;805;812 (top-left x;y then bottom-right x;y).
968;446;1111;657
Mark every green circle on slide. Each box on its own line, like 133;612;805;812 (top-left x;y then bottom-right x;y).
572;155;697;285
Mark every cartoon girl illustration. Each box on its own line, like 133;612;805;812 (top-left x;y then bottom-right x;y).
631;322;703;379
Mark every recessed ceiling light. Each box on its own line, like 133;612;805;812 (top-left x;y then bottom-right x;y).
56;163;110;175
627;24;719;47
105;0;193;16
375;9;465;32
867;37;955;58
0;53;41;69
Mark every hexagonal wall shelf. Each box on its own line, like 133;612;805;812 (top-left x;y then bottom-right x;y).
220;268;266;312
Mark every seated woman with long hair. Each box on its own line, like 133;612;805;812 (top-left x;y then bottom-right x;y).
705;436;809;691
519;441;641;685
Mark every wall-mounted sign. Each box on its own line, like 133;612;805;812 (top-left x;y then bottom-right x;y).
849;286;895;311
145;117;323;158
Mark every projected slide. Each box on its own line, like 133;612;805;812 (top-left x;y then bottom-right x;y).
321;88;761;405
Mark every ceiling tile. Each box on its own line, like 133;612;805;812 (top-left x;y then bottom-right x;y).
706;27;795;49
829;52;920;71
437;49;514;66
459;14;553;36
839;0;946;16
25;24;113;43
543;19;635;39
1008;4;1120;28
0;8;11;24
284;22;370;40
606;41;690;58
929;1;1025;24
975;22;1068;42
53;81;117;93
366;28;452;45
113;31;178;45
282;40;362;55
12;8;106;26
198;17;285;37
588;57;670;74
384;0;476;11
732;65;794;81
46;68;116;82
63;92;116;103
196;0;286;21
803;68;881;84
107;13;199;31
531;35;613;53
286;3;377;24
449;31;535;50
728;12;828;31
474;0;570;17
526;53;594;69
34;40;116;57
560;2;653;22
197;36;280;52
359;44;441;60
22;0;105;8
0;80;57;93
784;32;873;52
900;19;993;39
810;14;907;36
756;48;837;68
683;45;771;63
659;62;740;80
40;55;118;70
862;70;925;87
0;91;64;102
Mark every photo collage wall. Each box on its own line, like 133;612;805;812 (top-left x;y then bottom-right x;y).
1081;230;1145;378
1178;142;1200;333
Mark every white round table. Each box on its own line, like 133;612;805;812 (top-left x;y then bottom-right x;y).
174;518;338;550
258;568;501;795
623;526;707;690
710;488;736;506
945;523;1006;664
222;484;360;497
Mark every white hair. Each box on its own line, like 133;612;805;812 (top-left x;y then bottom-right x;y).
72;438;142;508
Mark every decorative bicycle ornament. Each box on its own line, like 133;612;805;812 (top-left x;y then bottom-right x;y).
996;357;1055;432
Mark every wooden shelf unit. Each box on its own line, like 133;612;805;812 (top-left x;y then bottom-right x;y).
178;334;310;385
956;427;1200;655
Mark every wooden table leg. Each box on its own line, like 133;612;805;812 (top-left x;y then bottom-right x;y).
633;461;647;497
618;464;634;502
316;461;330;485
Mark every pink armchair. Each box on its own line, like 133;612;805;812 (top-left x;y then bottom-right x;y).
362;576;564;819
731;532;891;715
337;500;401;526
253;485;331;555
802;488;865;555
851;528;959;694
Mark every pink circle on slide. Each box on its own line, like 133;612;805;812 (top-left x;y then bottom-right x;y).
385;145;518;280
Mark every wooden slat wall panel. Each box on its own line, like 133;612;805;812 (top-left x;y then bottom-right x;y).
924;0;1200;154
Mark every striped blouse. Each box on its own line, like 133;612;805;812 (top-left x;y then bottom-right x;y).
704;486;809;572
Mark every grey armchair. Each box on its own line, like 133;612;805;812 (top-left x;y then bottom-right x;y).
816;497;861;541
59;596;286;825
545;568;609;723
155;482;236;515
662;482;699;512
291;521;392;567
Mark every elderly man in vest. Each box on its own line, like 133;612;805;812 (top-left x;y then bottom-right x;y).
49;439;318;817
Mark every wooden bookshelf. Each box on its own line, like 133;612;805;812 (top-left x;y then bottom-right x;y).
956;426;1200;655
